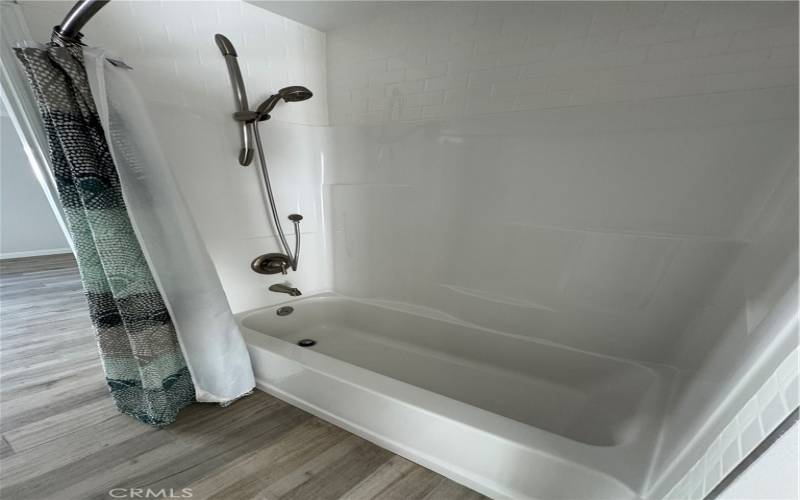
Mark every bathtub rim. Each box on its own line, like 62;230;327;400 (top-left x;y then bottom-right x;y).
241;291;664;376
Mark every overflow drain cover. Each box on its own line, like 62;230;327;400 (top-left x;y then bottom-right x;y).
276;306;294;316
297;339;316;347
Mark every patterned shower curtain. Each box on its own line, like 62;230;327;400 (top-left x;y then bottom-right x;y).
14;45;195;426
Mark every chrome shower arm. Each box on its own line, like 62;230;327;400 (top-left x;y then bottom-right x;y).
51;0;109;46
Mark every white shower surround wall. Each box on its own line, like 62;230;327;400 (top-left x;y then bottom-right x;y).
325;1;798;365
322;2;798;498
326;2;797;124
15;2;800;499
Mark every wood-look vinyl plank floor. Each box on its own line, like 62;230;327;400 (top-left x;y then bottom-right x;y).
0;254;487;500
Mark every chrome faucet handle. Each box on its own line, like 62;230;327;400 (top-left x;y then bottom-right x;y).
251;253;291;275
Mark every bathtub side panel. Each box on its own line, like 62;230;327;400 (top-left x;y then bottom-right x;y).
245;332;637;500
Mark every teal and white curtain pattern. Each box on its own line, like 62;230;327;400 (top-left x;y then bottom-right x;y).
14;45;195;426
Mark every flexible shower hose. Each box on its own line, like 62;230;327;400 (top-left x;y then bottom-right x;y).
252;123;301;271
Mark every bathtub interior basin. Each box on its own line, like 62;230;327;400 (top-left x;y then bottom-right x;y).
240;294;658;447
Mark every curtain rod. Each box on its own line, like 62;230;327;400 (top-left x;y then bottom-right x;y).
51;0;109;46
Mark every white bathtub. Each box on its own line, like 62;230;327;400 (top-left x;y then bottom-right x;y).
238;293;672;499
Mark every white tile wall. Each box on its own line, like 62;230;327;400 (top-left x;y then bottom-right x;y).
326;2;797;124
664;348;799;500
19;0;331;312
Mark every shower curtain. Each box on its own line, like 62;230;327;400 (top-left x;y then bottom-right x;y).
81;47;255;405
15;45;195;426
13;44;254;426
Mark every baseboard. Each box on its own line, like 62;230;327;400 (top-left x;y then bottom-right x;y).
0;248;72;260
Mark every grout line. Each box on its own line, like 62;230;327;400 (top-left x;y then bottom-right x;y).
658;343;800;499
705;408;799;500
497;220;747;243
338;84;796;126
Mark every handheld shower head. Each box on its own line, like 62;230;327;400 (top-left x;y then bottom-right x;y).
256;86;313;118
279;86;313;102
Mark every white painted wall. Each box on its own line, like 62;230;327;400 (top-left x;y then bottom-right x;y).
19;0;330;313
0;111;70;259
719;423;799;500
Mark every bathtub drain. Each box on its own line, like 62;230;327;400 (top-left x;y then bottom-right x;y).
297;339;316;347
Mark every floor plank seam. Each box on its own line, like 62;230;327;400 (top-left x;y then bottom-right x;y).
0;254;486;500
